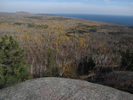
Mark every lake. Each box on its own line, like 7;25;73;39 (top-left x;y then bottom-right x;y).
53;14;133;26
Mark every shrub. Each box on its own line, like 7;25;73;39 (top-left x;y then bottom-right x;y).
0;35;33;89
61;62;77;78
121;49;133;71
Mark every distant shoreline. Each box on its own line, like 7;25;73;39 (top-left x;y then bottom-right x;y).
52;14;133;26
0;12;133;26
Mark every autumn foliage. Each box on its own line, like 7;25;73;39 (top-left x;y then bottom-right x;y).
0;12;133;79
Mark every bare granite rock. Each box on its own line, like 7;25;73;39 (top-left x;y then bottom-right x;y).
0;77;133;100
86;71;133;94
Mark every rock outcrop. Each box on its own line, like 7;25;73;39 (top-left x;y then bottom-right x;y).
0;77;133;100
86;71;133;94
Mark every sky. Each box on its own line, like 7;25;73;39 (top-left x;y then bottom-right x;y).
0;0;133;16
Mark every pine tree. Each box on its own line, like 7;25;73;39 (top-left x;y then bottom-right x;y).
43;47;54;77
43;47;60;77
121;49;133;71
0;35;33;89
77;55;96;76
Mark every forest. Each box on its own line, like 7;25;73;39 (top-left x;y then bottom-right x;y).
0;12;133;80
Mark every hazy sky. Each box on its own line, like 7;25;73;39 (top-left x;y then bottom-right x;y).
0;0;133;15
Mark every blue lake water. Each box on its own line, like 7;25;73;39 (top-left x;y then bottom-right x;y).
53;14;133;26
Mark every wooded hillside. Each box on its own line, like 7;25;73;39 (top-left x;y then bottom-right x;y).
0;12;133;78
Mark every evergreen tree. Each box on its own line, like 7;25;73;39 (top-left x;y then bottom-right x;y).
77;55;96;76
0;35;33;89
121;49;133;71
43;47;60;77
43;47;54;77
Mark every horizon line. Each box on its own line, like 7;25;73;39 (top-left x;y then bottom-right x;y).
1;11;133;16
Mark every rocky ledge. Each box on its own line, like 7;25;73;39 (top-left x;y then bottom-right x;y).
0;77;133;100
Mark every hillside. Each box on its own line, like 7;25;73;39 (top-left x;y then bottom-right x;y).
0;12;133;78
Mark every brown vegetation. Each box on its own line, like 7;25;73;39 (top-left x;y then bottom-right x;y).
0;12;133;93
